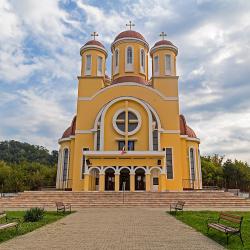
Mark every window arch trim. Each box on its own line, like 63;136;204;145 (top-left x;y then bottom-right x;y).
125;46;134;72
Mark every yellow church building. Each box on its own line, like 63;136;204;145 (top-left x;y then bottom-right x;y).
56;25;202;192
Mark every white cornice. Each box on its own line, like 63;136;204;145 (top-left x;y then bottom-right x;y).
150;44;178;56
80;45;108;57
58;135;75;143
75;130;93;134
111;37;149;51
77;82;178;101
180;135;200;143
83;151;165;157
160;130;180;134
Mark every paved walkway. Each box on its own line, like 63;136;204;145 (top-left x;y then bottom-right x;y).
0;208;224;250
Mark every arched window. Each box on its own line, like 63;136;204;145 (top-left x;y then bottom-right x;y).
125;46;133;71
140;49;145;73
114;49;119;74
97;56;103;76
154;55;159;76
189;148;196;181
85;55;91;75
165;54;172;75
127;47;133;64
62;148;69;181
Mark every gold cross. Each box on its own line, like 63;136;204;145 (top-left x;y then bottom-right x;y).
91;31;98;40
126;21;135;30
159;31;167;40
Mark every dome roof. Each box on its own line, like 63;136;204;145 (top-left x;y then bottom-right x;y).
83;39;105;48
153;39;175;47
179;114;197;138
150;39;178;56
114;30;146;42
80;40;107;57
62;116;76;139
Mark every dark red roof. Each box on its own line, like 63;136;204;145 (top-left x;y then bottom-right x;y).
114;30;146;42
62;116;76;139
179;115;197;138
112;76;147;85
84;40;105;48
153;40;174;47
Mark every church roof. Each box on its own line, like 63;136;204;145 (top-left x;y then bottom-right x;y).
114;30;146;42
84;40;105;48
112;76;148;85
150;39;178;56
179;114;197;138
62;116;76;139
153;40;175;47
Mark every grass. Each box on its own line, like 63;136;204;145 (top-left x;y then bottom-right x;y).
0;211;70;244
169;211;250;250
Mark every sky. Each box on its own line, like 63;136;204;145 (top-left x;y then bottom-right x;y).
0;0;250;162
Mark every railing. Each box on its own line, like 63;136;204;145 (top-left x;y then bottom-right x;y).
122;181;126;204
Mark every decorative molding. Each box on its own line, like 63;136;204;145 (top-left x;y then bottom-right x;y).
180;135;200;143
83;150;165;156
78;82;179;101
58;136;75;143
111;37;149;51
160;130;180;134
75;130;93;134
80;45;108;57
150;44;178;56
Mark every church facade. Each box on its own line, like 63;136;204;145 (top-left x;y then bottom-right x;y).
56;26;202;192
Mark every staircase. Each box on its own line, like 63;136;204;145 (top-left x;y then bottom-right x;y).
1;191;250;210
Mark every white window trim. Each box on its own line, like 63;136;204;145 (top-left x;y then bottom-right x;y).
97;56;103;76
189;147;196;184
165;54;172;76
61;147;70;183
154;55;159;76
112;108;142;136
140;48;145;74
125;46;134;72
165;147;174;180
114;48;119;74
85;54;92;76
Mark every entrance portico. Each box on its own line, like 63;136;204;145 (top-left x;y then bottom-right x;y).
83;151;165;192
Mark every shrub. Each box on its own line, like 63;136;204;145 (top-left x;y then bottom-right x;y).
24;207;44;222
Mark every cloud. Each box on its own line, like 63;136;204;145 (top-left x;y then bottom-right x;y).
0;0;250;164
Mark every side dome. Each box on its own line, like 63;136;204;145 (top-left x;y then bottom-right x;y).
80;39;107;57
61;116;76;139
179;115;197;138
111;30;149;50
150;39;178;56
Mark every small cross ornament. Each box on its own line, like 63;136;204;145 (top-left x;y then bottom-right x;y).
126;21;135;30
91;31;98;40
159;32;167;40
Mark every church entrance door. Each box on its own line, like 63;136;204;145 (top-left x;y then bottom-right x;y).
105;168;115;191
135;168;146;191
120;168;130;191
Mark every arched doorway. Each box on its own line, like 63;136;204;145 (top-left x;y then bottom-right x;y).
89;168;100;191
120;168;130;191
150;168;161;192
105;168;115;191
135;168;146;191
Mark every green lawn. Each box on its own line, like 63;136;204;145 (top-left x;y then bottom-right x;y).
0;211;69;244
170;211;250;250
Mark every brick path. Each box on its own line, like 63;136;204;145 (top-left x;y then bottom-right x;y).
0;208;224;250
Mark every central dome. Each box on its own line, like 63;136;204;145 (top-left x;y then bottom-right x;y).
114;30;146;42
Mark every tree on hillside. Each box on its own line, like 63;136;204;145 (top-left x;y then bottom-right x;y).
0;140;58;166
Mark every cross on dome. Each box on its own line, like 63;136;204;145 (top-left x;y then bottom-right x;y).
91;31;99;40
126;21;135;30
159;31;167;40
